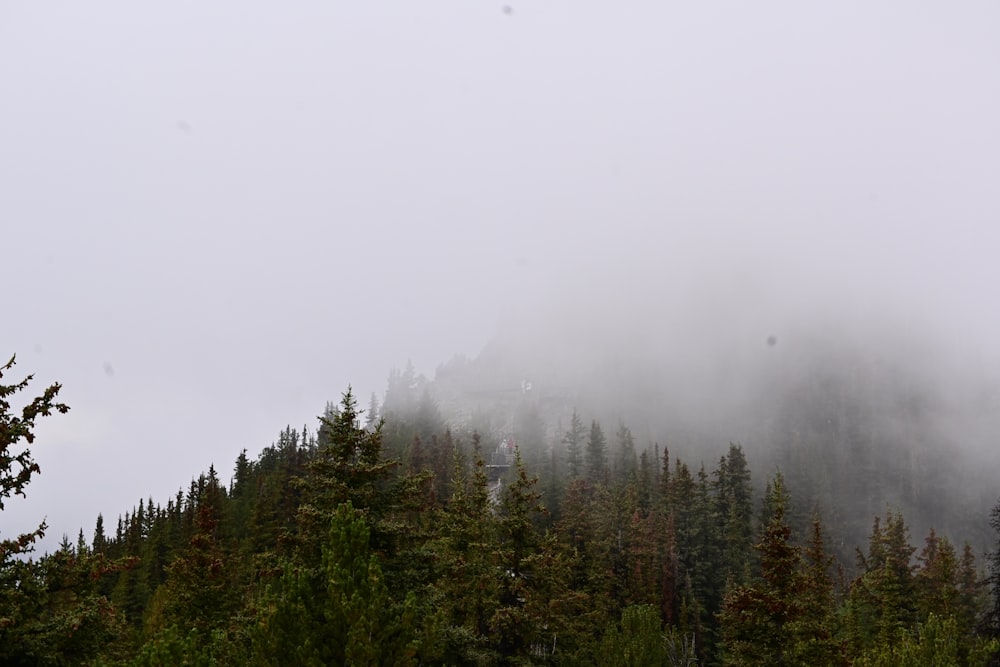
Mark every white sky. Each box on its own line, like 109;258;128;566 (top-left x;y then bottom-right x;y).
3;1;999;551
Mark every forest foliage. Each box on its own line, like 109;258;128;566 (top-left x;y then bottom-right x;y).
3;356;1000;665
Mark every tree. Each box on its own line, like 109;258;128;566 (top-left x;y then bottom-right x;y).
713;444;753;584
563;409;586;479
491;448;550;659
146;467;237;639
985;498;1000;667
719;473;804;666
296;388;398;565
255;502;418;666
0;355;71;662
431;443;501;663
586;420;608;485
614;421;637;486
854;613;999;667
848;510;918;653
0;355;70;555
93;513;108;554
599;604;672;666
790;517;845;665
915;529;960;622
989;497;1000;636
556;477;619;652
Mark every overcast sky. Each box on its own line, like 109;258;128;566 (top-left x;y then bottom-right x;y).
3;1;999;551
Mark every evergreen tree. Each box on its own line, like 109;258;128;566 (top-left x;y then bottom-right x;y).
563;409;587;479
586;420;609;485
0;356;127;665
989;497;1000;637
296;388;398;564
93;513;108;554
790;517;845;665
556;477;619;649
719;473;803;666
0;355;70;561
255;502;419;665
146;467;237;640
431;444;500;663
614;421;638;487
598;604;672;666
714;444;754;584
491;448;549;659
848;510;918;653
364;392;381;432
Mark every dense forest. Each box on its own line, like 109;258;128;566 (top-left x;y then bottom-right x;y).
4;353;1000;666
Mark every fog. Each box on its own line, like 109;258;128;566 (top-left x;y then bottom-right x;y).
2;1;998;552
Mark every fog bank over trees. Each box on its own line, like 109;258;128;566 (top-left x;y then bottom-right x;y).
419;262;1000;557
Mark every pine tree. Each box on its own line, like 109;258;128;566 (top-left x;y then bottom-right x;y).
297;388;398;564
586;420;608;485
93;513;108;554
563;409;587;479
0;356;127;665
146;466;237;639
557;477;618;645
989;497;1000;637
598;604;672;666
255;502;419;666
714;444;754;584
915;529;960;621
432;444;500;663
364;392;381;432
790;517;846;665
491;448;549;659
0;355;70;559
614;421;638;487
848;509;918;653
719;473;803;666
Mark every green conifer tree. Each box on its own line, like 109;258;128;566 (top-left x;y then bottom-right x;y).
719;473;803;666
586;420;608;485
563;409;587;479
255;501;418;666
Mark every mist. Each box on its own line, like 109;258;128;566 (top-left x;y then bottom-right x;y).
3;1;999;556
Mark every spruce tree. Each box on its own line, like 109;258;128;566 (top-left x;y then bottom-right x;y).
719;473;803;666
563;409;586;479
492;448;549;659
848;509;918;653
586;419;608;485
989;498;1000;636
614;421;637;486
255;502;418;666
432;444;500;663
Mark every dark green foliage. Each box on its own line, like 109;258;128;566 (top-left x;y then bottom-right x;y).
990;498;1000;636
854;613;1000;667
720;474;800;665
430;443;500;662
713;444;753;585
296;389;400;564
254;501;418;666
5;361;999;667
586;420;608;484
602;604;666;661
562;409;586;479
0;356;70;584
492;448;549;658
0;355;79;664
720;474;845;666
847;510;919;652
614;421;638;486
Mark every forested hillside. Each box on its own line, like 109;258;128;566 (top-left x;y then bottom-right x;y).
419;321;1000;568
3;355;1000;665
